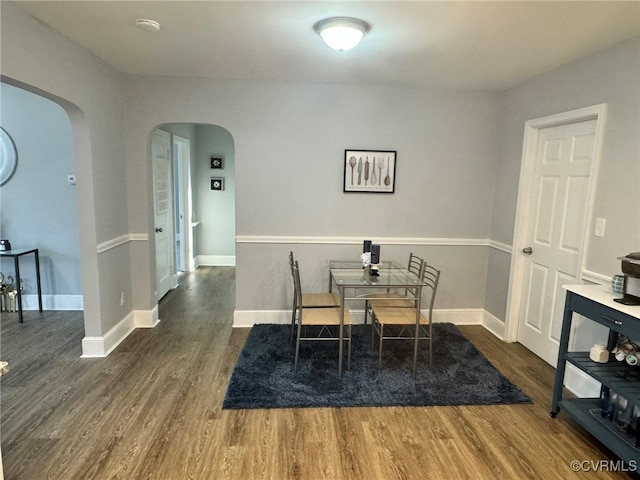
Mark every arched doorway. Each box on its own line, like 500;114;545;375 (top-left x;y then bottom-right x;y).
0;78;101;352
151;123;236;304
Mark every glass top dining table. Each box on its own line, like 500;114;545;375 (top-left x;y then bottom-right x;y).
329;259;428;377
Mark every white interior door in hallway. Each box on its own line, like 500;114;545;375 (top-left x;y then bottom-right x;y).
515;117;600;367
152;129;177;301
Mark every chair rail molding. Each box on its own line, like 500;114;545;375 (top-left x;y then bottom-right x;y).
237;235;512;250
96;233;149;254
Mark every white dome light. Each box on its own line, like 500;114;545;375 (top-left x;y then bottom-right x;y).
314;17;370;51
134;19;161;32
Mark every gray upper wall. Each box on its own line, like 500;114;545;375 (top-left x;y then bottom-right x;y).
124;78;501;240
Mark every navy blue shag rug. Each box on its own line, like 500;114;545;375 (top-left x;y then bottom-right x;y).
222;323;531;409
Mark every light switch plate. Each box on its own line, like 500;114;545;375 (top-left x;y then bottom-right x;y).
595;218;606;237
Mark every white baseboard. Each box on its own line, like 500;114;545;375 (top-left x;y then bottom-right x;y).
481;310;506;340
233;310;290;327
18;294;83;311
82;312;136;358
233;308;486;328
432;308;484;325
81;308;159;358
135;306;160;328
195;255;236;267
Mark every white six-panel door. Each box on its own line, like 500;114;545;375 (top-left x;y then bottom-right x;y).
152;129;176;301
517;119;597;366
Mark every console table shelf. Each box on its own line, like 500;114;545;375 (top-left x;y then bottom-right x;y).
551;284;640;465
559;398;640;462
565;352;640;403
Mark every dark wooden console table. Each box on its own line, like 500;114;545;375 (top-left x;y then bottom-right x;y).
551;284;640;465
0;248;43;322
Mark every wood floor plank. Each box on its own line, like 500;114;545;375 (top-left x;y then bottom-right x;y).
1;266;637;479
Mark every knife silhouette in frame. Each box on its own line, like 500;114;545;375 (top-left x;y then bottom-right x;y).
371;157;377;185
357;157;363;185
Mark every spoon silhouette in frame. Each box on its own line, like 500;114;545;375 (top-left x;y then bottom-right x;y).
371;157;377;185
384;157;391;186
349;156;357;185
377;160;383;185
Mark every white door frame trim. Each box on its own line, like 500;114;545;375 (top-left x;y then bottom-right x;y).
173;134;194;273
503;103;608;343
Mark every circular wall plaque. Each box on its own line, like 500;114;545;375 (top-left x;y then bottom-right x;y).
0;127;17;186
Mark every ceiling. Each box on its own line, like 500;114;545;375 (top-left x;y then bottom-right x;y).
11;1;640;91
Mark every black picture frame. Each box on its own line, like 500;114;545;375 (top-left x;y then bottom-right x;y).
210;156;224;169
343;150;396;193
210;177;224;191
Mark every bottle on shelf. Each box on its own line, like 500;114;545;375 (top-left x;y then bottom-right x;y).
601;390;617;420
633;406;640;447
615;396;634;432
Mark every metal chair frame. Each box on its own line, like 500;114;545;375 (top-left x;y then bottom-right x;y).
370;263;440;372
292;260;352;372
288;252;338;343
363;252;425;324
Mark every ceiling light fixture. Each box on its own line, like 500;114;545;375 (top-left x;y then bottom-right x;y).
134;18;161;32
314;17;370;51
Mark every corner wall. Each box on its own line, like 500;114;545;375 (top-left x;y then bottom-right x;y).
486;37;640;328
1;3;131;341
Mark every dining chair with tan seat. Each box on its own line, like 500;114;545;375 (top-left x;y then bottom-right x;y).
291;260;352;372
370;263;440;373
364;252;425;324
288;252;339;343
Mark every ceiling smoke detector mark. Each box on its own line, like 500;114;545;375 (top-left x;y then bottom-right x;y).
134;19;161;32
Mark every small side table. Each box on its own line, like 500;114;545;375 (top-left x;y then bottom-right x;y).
0;248;43;323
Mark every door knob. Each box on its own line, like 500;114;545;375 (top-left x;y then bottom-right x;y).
155;227;163;233
522;246;533;255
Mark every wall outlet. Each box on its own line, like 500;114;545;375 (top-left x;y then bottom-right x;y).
595;218;606;237
120;292;125;306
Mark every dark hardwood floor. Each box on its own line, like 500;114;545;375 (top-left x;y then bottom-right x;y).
0;267;636;479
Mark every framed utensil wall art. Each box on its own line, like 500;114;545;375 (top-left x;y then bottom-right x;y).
343;150;396;193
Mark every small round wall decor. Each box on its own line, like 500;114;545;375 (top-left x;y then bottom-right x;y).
0;127;18;186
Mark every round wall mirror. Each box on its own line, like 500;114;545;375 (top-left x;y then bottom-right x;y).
0;127;18;185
